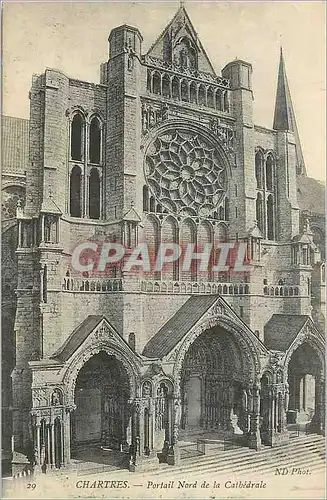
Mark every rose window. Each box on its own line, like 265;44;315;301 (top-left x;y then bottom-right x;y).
144;130;227;216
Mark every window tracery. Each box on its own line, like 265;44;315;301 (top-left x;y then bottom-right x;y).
145;129;227;217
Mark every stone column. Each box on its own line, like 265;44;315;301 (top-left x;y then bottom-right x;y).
167;397;181;466
178;79;182;100
220;91;224;111
266;385;290;446
248;384;261;450
126;402;132;447
311;376;325;435
129;400;141;471
63;408;73;465
51;423;55;467
60;419;64;467
36;424;41;466
46;424;51;466
204;87;208;107
18;220;23;247
169;77;172;98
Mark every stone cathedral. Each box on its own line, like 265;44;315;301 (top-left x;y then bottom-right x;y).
1;6;325;473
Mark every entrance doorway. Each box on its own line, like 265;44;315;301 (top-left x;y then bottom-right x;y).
288;343;322;427
71;351;130;455
180;327;248;439
184;376;202;427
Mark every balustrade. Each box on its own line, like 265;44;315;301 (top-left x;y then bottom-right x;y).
62;276;122;292
140;280;250;295
263;285;300;297
144;59;230;112
62;276;251;295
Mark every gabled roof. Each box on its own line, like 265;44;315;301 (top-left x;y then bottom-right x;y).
50;315;141;367
142;295;268;359
273;48;306;175
248;224;263;239
40;197;62;215
147;6;216;75
296;175;325;216
142;295;218;358
51;315;104;362
2;116;29;175
264;314;310;352
50;315;129;363
122;206;141;222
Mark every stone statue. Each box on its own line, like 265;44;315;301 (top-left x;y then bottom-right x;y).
142;381;152;398
51;389;62;406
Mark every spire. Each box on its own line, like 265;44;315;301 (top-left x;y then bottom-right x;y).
273;47;306;175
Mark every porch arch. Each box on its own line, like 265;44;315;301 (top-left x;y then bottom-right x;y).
283;332;325;433
172;315;262;390
171;314;264;450
63;341;141;407
59;341;141;464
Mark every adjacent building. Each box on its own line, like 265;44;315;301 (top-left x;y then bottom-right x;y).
2;6;325;472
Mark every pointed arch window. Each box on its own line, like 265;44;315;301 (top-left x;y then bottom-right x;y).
219;206;224;220
256;192;264;233
266;155;274;191
223;91;230;113
89;168;101;219
190;82;197;104
224;197;229;221
162;74;170;98
89;117;101;164
267;194;275;240
172;77;179;99
215;89;222;111
153;72;161;95
42;265;47;303
255;152;263;189
198;85;206;106
207;87;215;108
71;114;84;161
70;166;82;217
143;185;149;212
149;196;155;213
181;80;188;102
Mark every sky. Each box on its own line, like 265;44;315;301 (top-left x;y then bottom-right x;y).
3;1;326;181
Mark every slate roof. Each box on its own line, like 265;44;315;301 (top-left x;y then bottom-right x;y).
142;295;217;359
51;315;104;362
264;314;309;352
2;116;29;174
146;6;216;76
273;48;306;175
296;175;325;216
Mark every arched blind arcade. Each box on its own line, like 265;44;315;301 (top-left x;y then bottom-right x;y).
89;168;101;219
70;166;82;217
71;114;84;161
89;118;101;164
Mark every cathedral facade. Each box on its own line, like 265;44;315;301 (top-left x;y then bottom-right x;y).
2;6;325;472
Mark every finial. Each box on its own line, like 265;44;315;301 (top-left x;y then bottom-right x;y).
180;0;185;8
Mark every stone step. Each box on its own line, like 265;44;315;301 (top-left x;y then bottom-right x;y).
179;438;325;467
152;435;325;478
178;446;324;472
155;450;325;478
